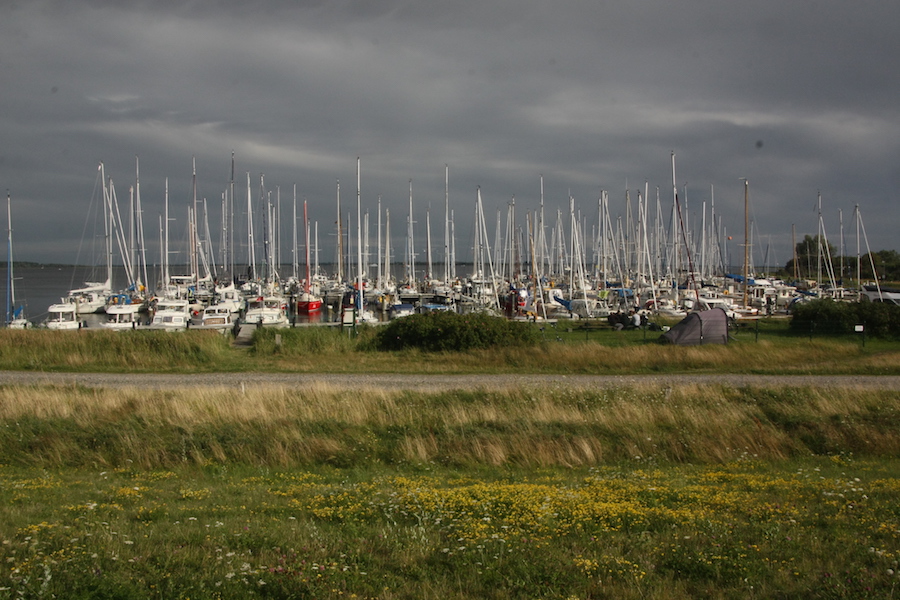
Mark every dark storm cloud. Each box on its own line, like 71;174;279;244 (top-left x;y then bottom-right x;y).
1;0;898;268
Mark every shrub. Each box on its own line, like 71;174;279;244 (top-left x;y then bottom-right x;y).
789;298;900;338
374;311;540;352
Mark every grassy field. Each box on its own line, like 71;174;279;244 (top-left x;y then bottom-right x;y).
2;319;899;597
1;383;900;598
0;317;897;374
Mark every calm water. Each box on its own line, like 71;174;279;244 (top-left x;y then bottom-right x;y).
1;265;87;322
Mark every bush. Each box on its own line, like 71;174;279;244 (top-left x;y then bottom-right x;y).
789;298;900;338
374;311;540;352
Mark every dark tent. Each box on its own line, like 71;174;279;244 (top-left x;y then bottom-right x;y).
659;307;729;345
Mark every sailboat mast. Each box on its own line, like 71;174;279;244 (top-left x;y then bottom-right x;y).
292;186;298;281
163;178;170;286
190;159;199;289
246;172;255;281
426;209;433;281
383;209;391;286
444;164;450;285
6;192;12;325
336;180;343;283
304;199;311;294
377;196;382;289
408;180;414;285
101;162;113;290
356;158;363;311
135;157;149;293
742;179;750;309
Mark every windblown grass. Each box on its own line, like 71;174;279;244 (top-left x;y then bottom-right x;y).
0;329;237;372
2;382;899;469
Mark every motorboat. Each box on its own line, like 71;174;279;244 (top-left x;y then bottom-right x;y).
243;295;290;328
148;298;191;331
44;302;81;330
196;304;235;332
101;303;142;330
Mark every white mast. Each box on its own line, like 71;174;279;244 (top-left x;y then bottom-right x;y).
426;209;433;282
356;158;363;310
304;199;311;295
292;185;299;281
407;180;415;286
164;177;170;287
246;172;255;280
377;196;382;290
383;209;391;289
444;164;450;285
6;192;13;325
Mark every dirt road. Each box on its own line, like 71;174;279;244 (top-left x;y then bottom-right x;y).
2;371;898;391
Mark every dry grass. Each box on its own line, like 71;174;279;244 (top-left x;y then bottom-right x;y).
2;381;899;469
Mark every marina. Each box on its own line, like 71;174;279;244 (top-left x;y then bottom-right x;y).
3;158;888;333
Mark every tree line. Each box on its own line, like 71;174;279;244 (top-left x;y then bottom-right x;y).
779;234;900;283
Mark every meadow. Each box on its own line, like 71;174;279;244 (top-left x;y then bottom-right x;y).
1;319;899;597
1;382;900;598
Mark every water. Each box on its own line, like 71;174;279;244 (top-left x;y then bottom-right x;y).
1;265;81;323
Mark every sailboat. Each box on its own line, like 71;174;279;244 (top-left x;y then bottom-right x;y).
341;158;378;325
5;193;30;329
296;200;323;313
62;163;112;315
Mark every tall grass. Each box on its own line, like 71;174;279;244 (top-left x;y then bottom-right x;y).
2;382;899;469
0;329;236;372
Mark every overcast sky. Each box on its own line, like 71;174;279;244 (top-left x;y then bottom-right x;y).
1;1;898;274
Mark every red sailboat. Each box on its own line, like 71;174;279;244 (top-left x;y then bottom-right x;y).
297;200;323;313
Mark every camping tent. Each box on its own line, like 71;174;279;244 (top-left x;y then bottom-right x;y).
659;307;729;346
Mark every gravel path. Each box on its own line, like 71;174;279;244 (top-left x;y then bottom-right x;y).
1;371;899;391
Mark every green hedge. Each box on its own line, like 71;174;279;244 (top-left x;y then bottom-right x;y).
374;311;540;352
789;298;900;338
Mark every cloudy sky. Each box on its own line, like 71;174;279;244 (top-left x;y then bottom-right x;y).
1;0;898;274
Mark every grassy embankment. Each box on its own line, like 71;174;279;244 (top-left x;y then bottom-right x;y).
0;317;898;374
2;382;900;598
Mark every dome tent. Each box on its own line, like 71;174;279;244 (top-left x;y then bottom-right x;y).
658;307;729;346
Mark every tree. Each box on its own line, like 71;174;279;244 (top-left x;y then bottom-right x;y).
783;234;837;280
858;250;900;282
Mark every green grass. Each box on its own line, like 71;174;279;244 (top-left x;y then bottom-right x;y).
1;458;898;599
2;318;898;375
3;383;900;598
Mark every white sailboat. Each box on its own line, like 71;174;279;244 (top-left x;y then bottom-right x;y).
5;193;30;328
62;163;112;315
342;158;378;325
